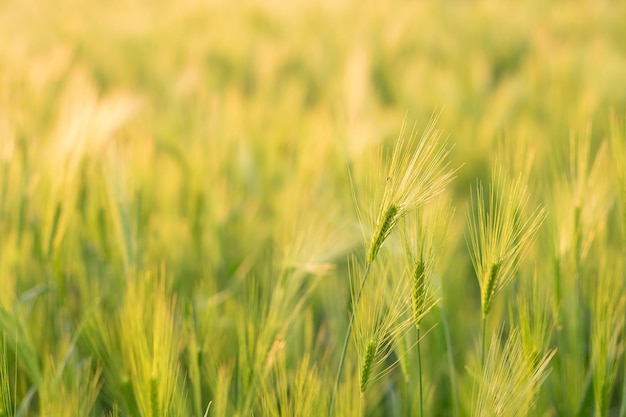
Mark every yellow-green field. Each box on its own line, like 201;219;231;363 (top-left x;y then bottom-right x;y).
1;1;625;416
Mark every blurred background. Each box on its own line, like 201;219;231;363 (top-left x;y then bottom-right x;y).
1;0;626;415
3;0;625;310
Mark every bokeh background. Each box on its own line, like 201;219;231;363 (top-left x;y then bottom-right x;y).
1;0;626;416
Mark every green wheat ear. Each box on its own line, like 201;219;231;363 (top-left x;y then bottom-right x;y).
481;262;501;318
367;204;399;264
411;258;426;328
359;340;377;393
467;165;546;319
365;114;456;266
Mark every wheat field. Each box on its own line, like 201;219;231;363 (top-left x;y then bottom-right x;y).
1;0;625;416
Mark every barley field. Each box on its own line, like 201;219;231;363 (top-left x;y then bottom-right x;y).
1;0;625;416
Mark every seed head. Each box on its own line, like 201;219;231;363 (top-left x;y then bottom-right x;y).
359;340;377;393
367;115;455;264
467;166;546;318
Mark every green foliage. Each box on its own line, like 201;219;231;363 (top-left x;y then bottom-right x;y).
0;338;11;417
0;1;626;416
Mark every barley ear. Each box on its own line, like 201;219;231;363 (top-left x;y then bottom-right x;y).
359;340;377;393
411;258;427;329
467;165;546;321
367;204;399;264
481;262;501;318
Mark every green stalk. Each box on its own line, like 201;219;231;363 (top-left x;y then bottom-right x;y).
439;305;459;417
406;378;413;416
619;365;626;417
621;232;626;417
623;239;626;417
359;393;366;417
481;316;487;369
329;262;372;417
417;327;424;417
